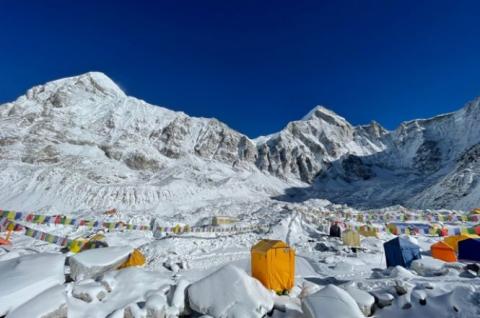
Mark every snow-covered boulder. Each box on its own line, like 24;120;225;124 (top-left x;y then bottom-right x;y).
389;265;416;279
375;286;480;317
411;289;427;304
187;264;274;318
272;294;302;318
394;280;415;296
69;246;133;281
67;268;173;318
334;261;355;273
0;253;65;316
371;291;394;308
344;285;375;316
168;279;190;316
7;285;67;318
144;279;191;317
302;284;364;318
299;280;322;299
145;291;168;317
72;279;108;303
411;258;446;276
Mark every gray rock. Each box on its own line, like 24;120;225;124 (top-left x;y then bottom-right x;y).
343;285;375;316
371;291;394;308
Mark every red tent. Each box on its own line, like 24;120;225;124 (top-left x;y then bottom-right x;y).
439;228;448;237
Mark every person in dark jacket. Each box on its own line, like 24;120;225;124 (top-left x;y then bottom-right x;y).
329;222;342;238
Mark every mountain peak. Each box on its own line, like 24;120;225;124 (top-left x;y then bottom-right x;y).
78;72;125;95
57;72;125;97
25;72;126;103
301;105;350;128
462;96;480;115
302;106;336;120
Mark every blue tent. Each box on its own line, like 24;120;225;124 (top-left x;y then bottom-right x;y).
383;237;421;268
458;238;480;261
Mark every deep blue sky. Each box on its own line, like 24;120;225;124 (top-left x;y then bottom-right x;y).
1;1;480;137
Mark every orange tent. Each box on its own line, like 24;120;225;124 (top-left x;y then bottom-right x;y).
431;241;457;262
0;229;12;245
0;238;11;245
251;239;295;293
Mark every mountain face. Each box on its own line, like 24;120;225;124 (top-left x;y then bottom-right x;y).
253;106;388;183
0;72;479;213
305;101;480;209
0;72;297;215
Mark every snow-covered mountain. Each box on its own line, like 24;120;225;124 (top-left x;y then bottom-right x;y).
260;99;480;210
0;72;299;215
0;72;478;213
301;100;480;209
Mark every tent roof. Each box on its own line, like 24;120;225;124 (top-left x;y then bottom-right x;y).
445;234;479;241
252;239;289;253
384;237;419;249
432;241;454;250
458;238;480;246
359;224;379;229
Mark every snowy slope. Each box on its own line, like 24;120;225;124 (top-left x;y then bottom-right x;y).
253;96;480;209
0;72;300;216
0;72;479;212
305;100;480;209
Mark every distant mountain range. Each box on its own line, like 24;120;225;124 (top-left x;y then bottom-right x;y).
0;72;478;213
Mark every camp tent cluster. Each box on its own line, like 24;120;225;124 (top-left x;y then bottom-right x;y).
431;234;480;262
332;225;378;249
332;226;375;249
387;222;438;236
358;225;379;238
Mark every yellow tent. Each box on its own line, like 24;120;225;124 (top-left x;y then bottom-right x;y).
444;234;480;253
358;225;379;238
212;216;238;226
118;249;146;269
342;229;361;247
88;233;106;242
251;239;295;292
